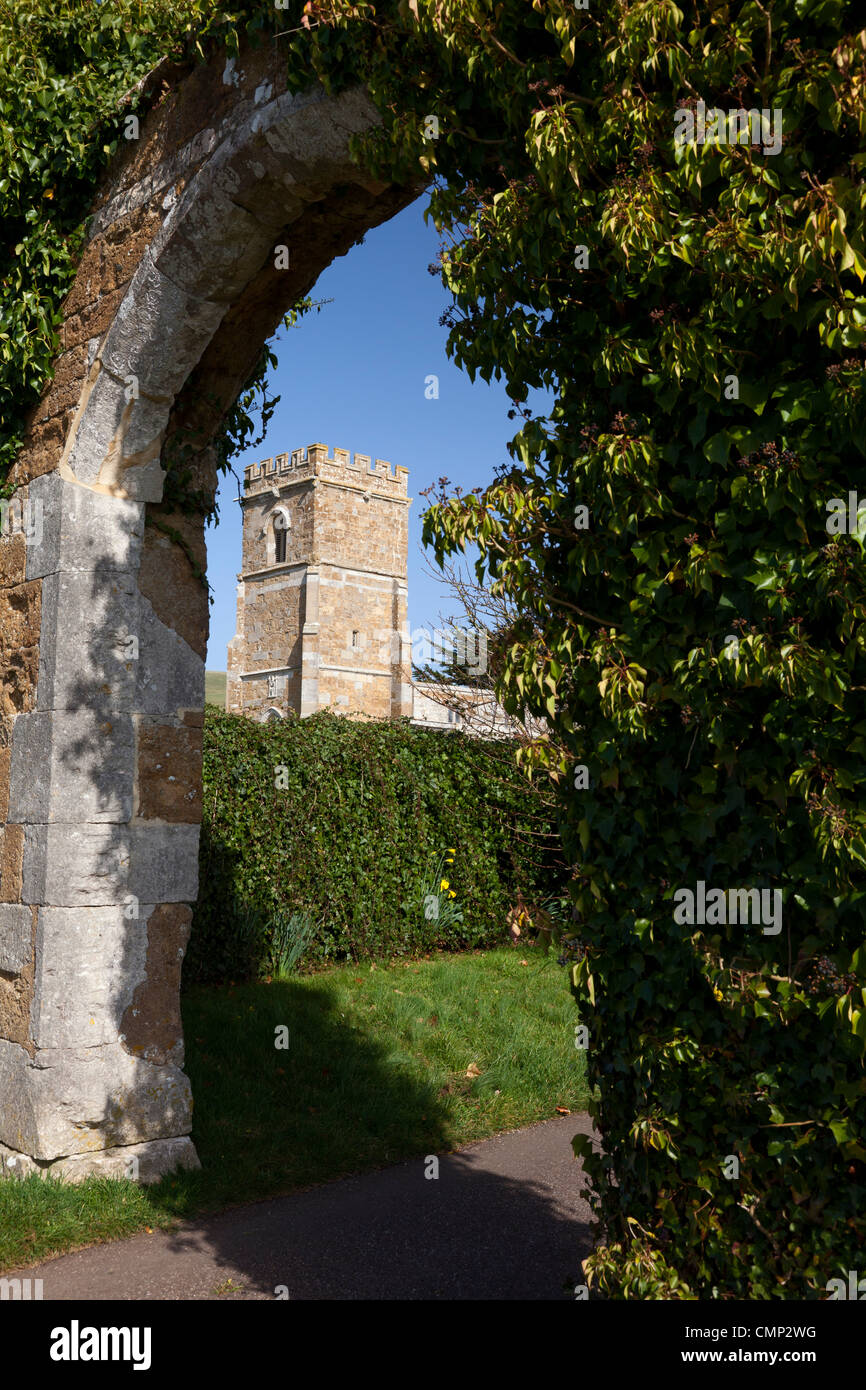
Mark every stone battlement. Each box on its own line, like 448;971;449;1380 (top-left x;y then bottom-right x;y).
244;443;408;497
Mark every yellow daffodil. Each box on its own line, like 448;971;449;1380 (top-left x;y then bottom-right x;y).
440;878;450;891
449;890;456;899
713;987;723;1001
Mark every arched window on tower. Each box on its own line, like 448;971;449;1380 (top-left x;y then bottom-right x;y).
273;509;289;564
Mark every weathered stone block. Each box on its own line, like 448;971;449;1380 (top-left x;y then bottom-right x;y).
0;825;24;904
0;1134;200;1184
60;235;109;320
8;414;66;490
120;904;192;1065
36;570;139;714
136;723;202;822
23;824;199;908
63;367;168;499
22;823;131;907
30;344;89;427
0;647;39;722
9;710;134;823
0;964;34;1048
0;1041;37;1153
101;205;165;295
128;824;200;903
26;473;144;580
30;905;148;1049
0;1037;193;1159
0;580;41;653
0;533;27;589
262;85;380;181
61;284;126;353
0;745;10;824
138;514;208;660
0;905;33;976
150;179;275;305
136;595;205;715
100;250;226;400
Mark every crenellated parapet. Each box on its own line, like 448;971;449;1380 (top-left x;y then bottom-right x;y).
243;443;409;499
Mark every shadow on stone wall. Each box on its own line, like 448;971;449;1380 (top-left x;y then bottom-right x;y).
1;507;201;1170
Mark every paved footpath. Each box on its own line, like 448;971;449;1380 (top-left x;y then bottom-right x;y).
11;1114;597;1300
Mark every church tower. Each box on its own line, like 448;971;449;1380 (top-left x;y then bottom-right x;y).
226;443;413;721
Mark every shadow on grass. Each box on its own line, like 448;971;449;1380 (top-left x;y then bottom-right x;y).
130;977;596;1299
147;975;455;1216
1;969;595;1294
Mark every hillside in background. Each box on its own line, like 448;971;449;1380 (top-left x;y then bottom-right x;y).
205;671;227;709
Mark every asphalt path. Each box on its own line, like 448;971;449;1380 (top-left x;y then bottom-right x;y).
11;1113;598;1300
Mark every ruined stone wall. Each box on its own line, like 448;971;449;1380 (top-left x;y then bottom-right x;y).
0;40;416;1180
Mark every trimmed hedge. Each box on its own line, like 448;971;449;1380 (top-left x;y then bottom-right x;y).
186;708;562;982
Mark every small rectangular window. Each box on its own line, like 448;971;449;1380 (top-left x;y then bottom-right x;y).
352;630;360;648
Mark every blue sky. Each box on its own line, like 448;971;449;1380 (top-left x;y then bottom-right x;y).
204;195;531;669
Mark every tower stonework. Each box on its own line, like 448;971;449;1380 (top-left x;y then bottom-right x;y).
226;443;413;721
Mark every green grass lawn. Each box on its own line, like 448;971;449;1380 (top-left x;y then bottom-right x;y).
0;948;588;1272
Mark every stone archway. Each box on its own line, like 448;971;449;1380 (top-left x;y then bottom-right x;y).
0;41;417;1180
